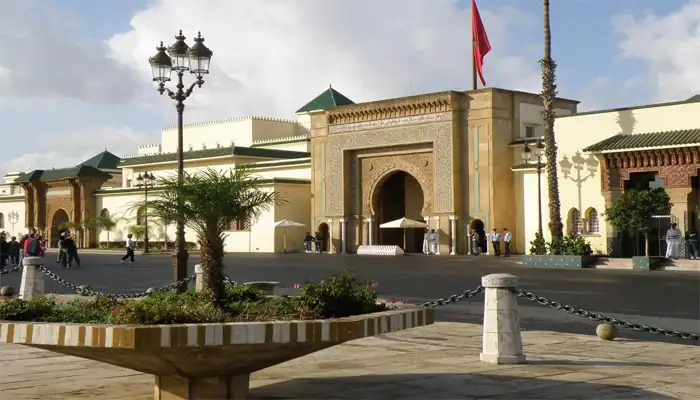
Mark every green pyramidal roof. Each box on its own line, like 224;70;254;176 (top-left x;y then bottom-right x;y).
78;150;121;170
296;86;355;113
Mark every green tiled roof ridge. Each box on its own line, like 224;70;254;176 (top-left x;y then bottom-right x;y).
296;87;355;113
119;145;310;167
14;165;110;183
78;151;121;170
583;128;700;152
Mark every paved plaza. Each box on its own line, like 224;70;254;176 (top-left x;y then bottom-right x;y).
0;322;698;399
1;251;698;344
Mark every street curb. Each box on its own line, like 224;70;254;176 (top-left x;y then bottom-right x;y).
515;261;700;272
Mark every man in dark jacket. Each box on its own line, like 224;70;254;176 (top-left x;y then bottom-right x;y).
686;228;698;260
8;236;20;265
62;235;80;268
0;233;7;269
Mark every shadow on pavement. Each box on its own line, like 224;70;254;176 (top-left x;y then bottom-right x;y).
433;307;700;347
250;372;676;399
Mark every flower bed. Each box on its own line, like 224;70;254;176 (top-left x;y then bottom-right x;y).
0;270;388;325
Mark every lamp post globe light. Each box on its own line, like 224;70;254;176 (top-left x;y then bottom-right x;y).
136;172;156;254
522;139;545;236
148;30;213;292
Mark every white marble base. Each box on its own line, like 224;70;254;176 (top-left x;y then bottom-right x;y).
357;245;405;256
194;264;204;293
19;257;46;300
479;353;527;364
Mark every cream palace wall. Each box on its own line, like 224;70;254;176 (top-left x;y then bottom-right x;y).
98;157;311;252
0;198;26;237
158;117;305;153
517;100;700;253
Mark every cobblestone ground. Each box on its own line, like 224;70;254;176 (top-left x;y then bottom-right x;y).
1;322;699;399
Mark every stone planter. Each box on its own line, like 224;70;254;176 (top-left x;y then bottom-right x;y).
632;256;665;270
0;307;433;399
522;255;598;268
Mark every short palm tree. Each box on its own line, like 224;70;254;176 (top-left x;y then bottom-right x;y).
541;0;564;243
135;167;282;304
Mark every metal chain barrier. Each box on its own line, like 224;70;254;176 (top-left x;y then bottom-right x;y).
36;265;196;299
512;287;700;341
421;285;485;308
0;265;23;276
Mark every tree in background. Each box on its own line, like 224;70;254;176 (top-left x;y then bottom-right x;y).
541;0;564;243
604;188;672;256
129;225;147;245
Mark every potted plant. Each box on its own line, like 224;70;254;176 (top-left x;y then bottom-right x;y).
523;232;596;268
0;168;434;399
604;188;672;270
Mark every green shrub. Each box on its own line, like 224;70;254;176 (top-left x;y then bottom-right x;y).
555;234;593;256
0;271;387;324
298;269;387;318
529;232;548;255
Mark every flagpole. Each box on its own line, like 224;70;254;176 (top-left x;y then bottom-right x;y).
471;0;477;90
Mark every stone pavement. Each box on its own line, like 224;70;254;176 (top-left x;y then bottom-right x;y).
1;322;698;399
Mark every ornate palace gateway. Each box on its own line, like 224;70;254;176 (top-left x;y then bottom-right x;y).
301;88;578;254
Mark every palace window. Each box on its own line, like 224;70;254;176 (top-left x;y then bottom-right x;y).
228;218;251;231
524;125;536;138
567;208;583;235
585;208;600;234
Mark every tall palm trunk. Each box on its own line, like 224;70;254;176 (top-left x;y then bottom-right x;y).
541;0;563;243
201;233;226;304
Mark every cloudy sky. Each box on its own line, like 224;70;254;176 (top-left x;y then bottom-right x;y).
0;0;697;176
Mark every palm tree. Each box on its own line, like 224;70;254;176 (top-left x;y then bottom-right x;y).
541;0;563;243
95;215;120;245
135;167;282;305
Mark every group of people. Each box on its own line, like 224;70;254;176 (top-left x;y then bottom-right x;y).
303;232;324;254
56;230;81;268
422;229;439;255
664;223;700;260
470;228;512;257
0;229;48;269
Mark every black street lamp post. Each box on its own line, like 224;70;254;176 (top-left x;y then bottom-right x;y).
522;140;546;236
149;30;213;293
136;171;156;254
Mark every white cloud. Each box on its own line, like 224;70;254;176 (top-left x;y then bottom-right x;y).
0;126;152;174
108;0;542;121
0;1;142;104
613;3;700;102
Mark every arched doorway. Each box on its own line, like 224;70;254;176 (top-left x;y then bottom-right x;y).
51;209;70;247
318;222;329;252
469;219;487;254
374;171;425;253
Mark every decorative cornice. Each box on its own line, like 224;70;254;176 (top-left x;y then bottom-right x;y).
325;92;454;126
161;116;298;132
251;134;310;146
603;147;700;169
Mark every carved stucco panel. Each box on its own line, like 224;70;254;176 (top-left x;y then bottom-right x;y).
326;121;453;215
361;153;434;215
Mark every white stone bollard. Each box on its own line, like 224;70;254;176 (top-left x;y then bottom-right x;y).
19;257;46;300
194;264;204;293
480;273;526;364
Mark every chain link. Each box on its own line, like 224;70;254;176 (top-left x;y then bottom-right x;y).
0;265;23;276
36;265;196;299
421;286;485;308
512;288;700;341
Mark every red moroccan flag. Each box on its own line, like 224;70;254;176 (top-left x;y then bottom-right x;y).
472;0;491;87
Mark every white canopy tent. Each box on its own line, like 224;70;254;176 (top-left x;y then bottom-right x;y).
274;219;307;253
379;217;428;251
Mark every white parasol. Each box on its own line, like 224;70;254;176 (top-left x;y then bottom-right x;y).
379;217;428;251
274;219;307;253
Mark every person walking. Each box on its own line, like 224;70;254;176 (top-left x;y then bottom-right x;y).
56;231;68;265
665;223;682;259
121;234;136;263
490;229;501;256
314;231;323;254
503;228;512;257
470;229;481;255
686;228;698;260
429;229;438;255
